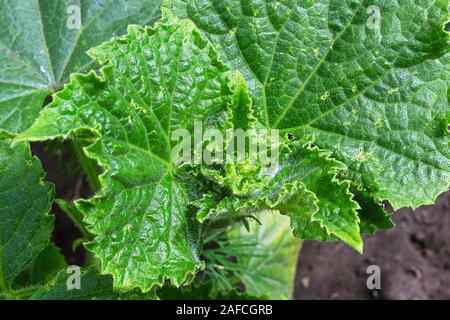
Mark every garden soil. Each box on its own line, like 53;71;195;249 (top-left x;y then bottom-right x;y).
295;192;450;299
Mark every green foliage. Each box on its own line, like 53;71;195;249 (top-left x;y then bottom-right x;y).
156;281;267;300
12;244;67;289
0;0;449;300
0;0;162;133
30;268;157;300
163;0;450;210
203;211;301;299
17;21;243;292
0;131;54;299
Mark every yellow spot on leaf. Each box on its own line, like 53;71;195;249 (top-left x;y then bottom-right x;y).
388;88;399;94
320;91;330;100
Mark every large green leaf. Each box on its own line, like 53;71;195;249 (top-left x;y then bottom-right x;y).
163;0;450;210
0;131;54;294
0;0;162;133
16;21;251;292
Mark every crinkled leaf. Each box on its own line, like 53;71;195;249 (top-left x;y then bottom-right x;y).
0;131;54;289
194;179;317;229
0;0;162;133
163;0;450;210
197;136;362;251
16;22;252;292
273;137;362;251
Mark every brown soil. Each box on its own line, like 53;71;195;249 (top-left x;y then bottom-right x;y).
33;142;89;266
294;192;450;300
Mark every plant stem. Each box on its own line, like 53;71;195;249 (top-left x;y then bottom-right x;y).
73;141;101;193
55;199;91;239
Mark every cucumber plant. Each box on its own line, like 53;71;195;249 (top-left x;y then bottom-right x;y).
0;0;448;300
